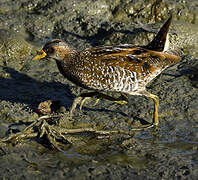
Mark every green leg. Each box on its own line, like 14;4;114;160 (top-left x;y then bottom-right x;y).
69;92;128;117
96;93;128;105
69;90;159;131
131;90;159;130
69;92;98;117
148;93;159;126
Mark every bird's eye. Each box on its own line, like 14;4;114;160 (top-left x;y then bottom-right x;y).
46;47;54;54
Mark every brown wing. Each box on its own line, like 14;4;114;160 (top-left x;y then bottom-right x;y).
81;45;180;73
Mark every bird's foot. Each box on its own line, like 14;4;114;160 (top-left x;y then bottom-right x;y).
96;93;128;105
69;92;100;117
69;92;128;117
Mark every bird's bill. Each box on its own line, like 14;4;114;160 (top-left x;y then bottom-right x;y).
33;49;47;60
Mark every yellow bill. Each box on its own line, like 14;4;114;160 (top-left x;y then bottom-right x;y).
33;49;47;60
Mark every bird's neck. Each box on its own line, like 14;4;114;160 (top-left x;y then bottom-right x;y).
54;48;79;77
54;45;78;64
63;48;78;63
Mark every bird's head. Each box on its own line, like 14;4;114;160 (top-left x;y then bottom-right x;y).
33;39;73;61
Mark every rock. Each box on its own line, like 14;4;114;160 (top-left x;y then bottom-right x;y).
0;29;32;71
36;100;65;115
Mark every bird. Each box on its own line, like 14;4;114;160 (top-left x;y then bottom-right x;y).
33;15;181;130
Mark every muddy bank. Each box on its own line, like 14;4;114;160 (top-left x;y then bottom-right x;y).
0;0;198;179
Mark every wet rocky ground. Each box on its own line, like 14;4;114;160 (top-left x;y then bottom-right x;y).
0;0;198;179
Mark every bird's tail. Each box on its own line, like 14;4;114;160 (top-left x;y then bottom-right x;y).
144;15;172;52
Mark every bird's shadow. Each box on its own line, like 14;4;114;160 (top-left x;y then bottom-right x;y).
0;66;73;110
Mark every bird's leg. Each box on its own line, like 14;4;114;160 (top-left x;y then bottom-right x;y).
149;93;159;127
136;90;159;130
95;93;128;105
91;93;128;106
70;90;160;130
69;92;99;117
114;93;128;105
69;92;128;117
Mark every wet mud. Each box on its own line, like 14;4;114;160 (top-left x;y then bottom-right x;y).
0;0;198;179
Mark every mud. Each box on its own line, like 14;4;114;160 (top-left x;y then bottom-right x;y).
0;0;198;179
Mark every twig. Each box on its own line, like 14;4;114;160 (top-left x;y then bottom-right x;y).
0;114;137;151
